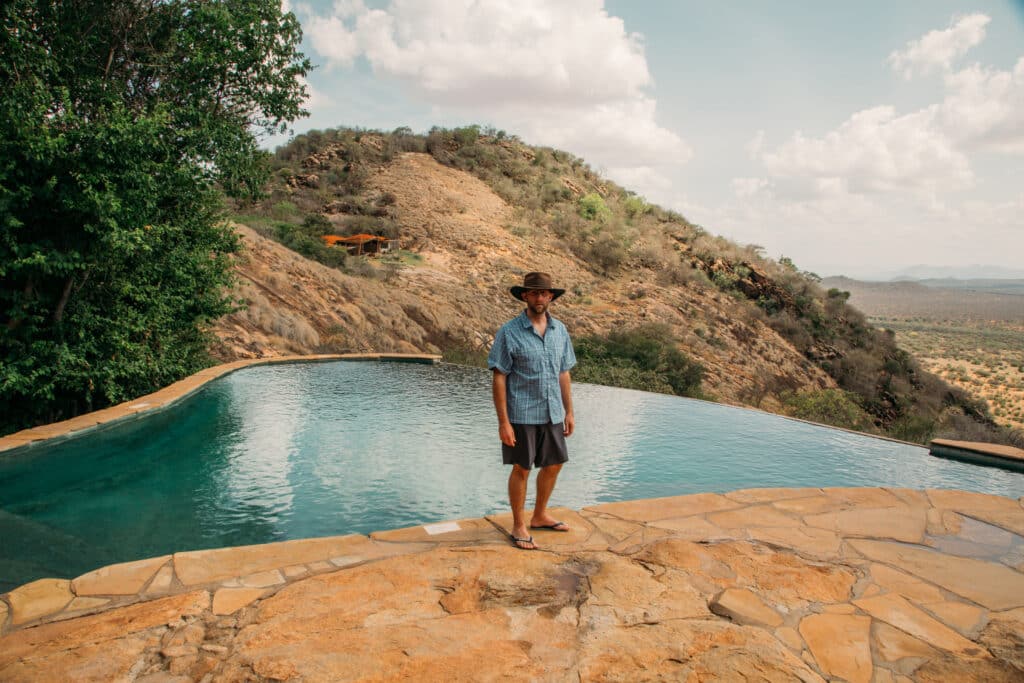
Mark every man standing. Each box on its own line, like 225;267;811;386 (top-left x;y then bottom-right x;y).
488;272;576;550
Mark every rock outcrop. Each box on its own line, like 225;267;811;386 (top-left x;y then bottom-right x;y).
2;487;1022;681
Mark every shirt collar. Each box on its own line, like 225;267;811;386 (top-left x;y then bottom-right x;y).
518;310;552;328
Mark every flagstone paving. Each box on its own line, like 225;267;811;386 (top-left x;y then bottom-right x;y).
1;487;1023;681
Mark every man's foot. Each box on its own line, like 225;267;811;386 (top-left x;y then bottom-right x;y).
510;534;537;550
530;516;570;532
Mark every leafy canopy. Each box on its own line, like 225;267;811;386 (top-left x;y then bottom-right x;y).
0;0;311;434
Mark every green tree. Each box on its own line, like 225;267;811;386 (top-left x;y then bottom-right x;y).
0;0;311;434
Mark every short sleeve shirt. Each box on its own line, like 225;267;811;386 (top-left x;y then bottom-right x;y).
488;311;577;425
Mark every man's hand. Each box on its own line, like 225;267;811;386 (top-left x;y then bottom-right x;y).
563;412;575;437
499;421;516;446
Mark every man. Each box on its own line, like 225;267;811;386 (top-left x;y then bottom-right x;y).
488;272;577;550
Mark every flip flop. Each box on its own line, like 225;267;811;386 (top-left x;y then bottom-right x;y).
511;535;537;550
530;521;570;532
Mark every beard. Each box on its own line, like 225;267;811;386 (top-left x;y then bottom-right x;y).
527;301;547;315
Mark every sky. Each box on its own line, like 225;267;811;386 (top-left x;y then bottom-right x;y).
272;1;1024;279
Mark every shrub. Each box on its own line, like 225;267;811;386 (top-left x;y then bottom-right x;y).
585;232;627;274
573;324;704;398
623;194;649;220
782;389;874;431
578;192;611;222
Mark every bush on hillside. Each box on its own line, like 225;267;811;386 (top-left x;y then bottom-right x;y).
578;192;611;222
781;389;875;432
573;324;705;398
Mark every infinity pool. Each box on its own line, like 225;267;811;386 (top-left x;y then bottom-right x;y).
2;361;1022;590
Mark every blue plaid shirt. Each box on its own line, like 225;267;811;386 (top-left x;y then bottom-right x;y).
488;311;576;425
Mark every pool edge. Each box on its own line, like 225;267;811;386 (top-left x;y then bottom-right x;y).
0;353;441;456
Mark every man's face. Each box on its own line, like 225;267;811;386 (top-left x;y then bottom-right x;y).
523;289;553;314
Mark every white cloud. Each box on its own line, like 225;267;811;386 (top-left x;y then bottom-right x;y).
888;13;990;79
940;58;1024;153
758;105;973;198
306;0;651;105
306;14;362;66
300;0;690;180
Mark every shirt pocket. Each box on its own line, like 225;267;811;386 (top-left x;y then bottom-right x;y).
511;339;543;376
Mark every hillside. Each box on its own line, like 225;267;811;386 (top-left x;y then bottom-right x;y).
217;152;828;405
218;127;1021;447
822;276;1024;430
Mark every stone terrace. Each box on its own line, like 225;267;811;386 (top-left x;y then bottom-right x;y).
1;487;1023;681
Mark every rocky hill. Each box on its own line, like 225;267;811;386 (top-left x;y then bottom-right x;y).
216;127;1020;446
217;151;829;407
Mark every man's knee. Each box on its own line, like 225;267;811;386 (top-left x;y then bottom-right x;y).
510;464;531;480
541;462;563;475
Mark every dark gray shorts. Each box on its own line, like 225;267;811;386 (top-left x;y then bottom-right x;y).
502;422;568;470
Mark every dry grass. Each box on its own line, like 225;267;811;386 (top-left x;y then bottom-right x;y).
873;317;1024;430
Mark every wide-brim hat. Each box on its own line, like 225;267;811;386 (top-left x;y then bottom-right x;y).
510;271;566;301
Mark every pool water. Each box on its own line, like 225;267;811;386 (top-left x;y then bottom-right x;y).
1;361;1022;590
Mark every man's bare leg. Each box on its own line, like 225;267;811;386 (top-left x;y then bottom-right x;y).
508;464;536;548
530;463;568;530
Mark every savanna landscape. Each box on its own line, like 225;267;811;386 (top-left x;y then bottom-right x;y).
824;277;1024;431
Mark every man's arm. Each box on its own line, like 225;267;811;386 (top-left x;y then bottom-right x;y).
492;370;516;446
559;370;574;437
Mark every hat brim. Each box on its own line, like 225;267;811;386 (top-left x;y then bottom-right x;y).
510;286;565;302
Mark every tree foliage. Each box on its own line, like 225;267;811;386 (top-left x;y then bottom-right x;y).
0;0;311;434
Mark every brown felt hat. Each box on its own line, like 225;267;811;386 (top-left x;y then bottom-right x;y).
510;272;566;301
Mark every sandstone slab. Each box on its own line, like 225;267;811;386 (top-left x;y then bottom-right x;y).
371;515;506;544
227;547;581;681
66;596;110;612
799;612;873;683
586;552;709;626
580;510;645;544
746;524;843;559
213;587;267;615
144;564;175;596
925;601;987;637
805;505;926;543
853;594;989;658
872;620;936;663
709;587;783;627
585;491;741;521
723;487;821;504
580;616;824;683
0;591;209;671
869;563;946;605
71;555;171;596
7;578;73;625
174;534;416;585
237;569;284;588
709;503;802;529
648;513;730;540
850;539;1024;609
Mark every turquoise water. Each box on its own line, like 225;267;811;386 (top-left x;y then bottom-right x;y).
1;361;1022;590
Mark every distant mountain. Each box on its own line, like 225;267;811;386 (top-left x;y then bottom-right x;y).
822;276;1024;320
884;264;1024;281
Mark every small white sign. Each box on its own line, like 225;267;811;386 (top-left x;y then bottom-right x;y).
423;521;461;535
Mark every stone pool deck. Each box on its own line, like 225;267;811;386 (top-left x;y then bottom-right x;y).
1;487;1023;682
0;353;441;454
